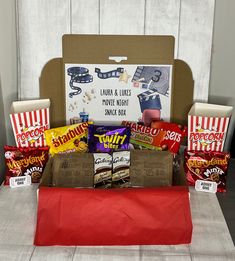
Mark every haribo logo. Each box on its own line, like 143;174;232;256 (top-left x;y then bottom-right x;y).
16;124;49;144
189;125;224;146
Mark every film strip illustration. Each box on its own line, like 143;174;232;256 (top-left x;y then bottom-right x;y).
95;68;124;79
67;67;93;98
132;66;170;96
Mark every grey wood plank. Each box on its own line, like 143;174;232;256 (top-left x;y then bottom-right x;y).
100;0;145;34
0;245;34;261
0;185;38;245
17;0;70;99
217;170;235;246
73;246;140;261
178;0;215;102
139;245;190;255
190;220;235;255
189;188;235;255
145;0;181;57
191;253;235;261
140;254;192;261
71;0;99;34
30;246;75;261
189;187;228;223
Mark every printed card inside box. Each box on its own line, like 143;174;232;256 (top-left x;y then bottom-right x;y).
188;103;233;151
10;99;50;147
65;64;172;125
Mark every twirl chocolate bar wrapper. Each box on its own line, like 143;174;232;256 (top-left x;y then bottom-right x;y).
188;103;233;151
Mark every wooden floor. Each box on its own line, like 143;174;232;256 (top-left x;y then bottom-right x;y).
0;182;235;260
217;159;235;246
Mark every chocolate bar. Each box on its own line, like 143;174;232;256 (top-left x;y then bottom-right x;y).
88;125;131;153
112;151;131;188
93;153;112;188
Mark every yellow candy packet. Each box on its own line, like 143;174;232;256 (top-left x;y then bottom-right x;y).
45;122;91;156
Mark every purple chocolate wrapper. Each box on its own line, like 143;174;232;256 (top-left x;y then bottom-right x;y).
88;125;131;153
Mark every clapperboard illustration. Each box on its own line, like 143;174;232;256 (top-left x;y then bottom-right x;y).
138;90;162;113
67;67;93;98
132;66;170;96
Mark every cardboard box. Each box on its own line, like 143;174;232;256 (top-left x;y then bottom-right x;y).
188;103;233;151
10;99;50;147
39;35;194;127
34;151;192;246
35;35;194;246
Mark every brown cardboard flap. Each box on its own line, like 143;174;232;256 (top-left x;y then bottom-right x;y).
172;59;194;125
40;158;53;186
52;153;94;188
130;150;173;187
40;58;65;127
40;35;194;127
62;34;175;64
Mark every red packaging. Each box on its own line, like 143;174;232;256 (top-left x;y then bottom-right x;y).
184;150;230;192
34;186;192;246
122;121;166;150
4;145;49;185
151;121;187;154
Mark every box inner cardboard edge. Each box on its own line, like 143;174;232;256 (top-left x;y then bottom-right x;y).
189;103;233;117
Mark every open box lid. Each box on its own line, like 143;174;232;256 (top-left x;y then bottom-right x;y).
40;35;194;127
10;99;50;114
189;102;233;118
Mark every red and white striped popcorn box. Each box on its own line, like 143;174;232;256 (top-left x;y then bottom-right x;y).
10;99;50;147
188;103;233;152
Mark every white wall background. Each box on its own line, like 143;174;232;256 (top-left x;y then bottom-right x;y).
1;0;235;181
209;0;235;151
0;0;17;183
17;0;215;103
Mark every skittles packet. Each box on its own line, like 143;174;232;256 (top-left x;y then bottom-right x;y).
88;125;131;153
184;150;230;192
45;122;90;156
